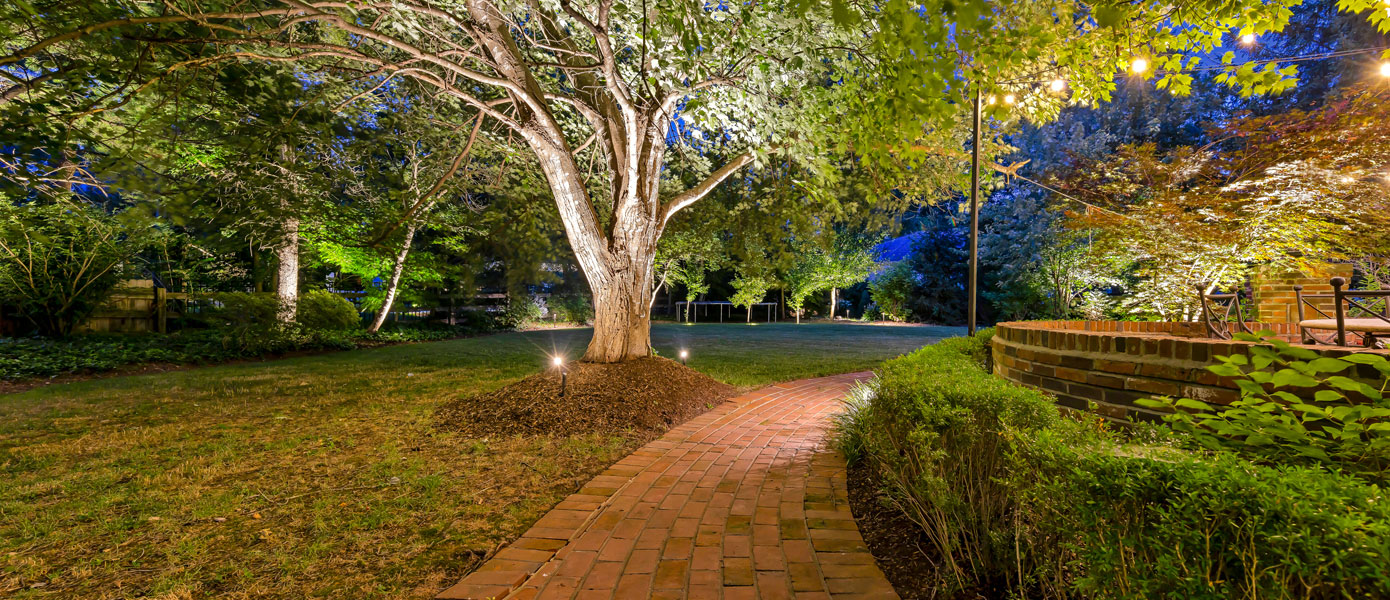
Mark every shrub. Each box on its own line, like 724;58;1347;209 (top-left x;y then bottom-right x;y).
548;293;594;324
838;328;1070;589
867;263;913;322
204;292;282;329
0;201;156;336
296;289;361;331
1138;332;1390;482
499;296;542;328
839;328;1390;598
1023;448;1390;599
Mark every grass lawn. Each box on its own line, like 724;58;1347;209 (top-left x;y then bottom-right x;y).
0;322;960;599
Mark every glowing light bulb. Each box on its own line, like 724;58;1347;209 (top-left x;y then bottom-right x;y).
1381;61;1390;77
552;356;564;367
679;350;688;359
1341;175;1356;184
1049;78;1065;92
1130;57;1149;74
1003;93;1016;105
1240;33;1256;45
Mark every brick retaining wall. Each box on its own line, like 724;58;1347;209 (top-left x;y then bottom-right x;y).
1252;264;1353;324
991;320;1388;423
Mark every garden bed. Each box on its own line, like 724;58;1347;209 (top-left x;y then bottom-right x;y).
837;329;1390;599
436;356;736;437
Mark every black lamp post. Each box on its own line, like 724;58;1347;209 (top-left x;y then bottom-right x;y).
968;86;982;337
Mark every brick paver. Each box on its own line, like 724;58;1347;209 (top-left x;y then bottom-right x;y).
438;373;898;600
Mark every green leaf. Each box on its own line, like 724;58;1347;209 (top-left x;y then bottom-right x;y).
1307;357;1353;374
1270;369;1318;388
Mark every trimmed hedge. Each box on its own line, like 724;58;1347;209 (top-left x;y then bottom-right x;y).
1031;450;1390;599
838;328;1390;599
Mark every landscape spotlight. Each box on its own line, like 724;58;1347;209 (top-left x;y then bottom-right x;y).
1003;93;1016;105
1049;78;1065;92
1381;61;1390;77
1130;57;1149;74
1240;33;1256;45
987;95;997;105
552;355;567;397
679;350;689;365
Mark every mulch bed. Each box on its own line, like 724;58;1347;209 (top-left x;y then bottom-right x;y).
848;463;1002;600
435;356;737;437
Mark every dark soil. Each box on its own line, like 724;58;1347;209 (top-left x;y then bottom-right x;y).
848;462;999;600
435;356;737;437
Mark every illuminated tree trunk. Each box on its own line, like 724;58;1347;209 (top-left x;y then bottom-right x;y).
275;144;299;324
829;287;838;320
368;221;417;334
275;216;299;323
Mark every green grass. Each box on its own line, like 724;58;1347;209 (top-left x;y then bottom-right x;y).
0;322;958;599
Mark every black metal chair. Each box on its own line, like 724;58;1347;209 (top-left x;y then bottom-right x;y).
1294;277;1390;348
1198;284;1252;340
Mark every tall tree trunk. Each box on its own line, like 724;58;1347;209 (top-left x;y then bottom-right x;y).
528;130;662;362
829;287;838;320
587;251;656;361
368;221;418;333
275;216;299;323
276;142;299;324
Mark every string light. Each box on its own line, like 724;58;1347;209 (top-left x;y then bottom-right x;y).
1130;57;1149;74
1049;78;1066;92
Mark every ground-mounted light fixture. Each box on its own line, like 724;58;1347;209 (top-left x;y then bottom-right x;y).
679;349;689;365
1130;57;1149;74
553;355;567;397
1240;33;1256;45
1381;61;1390;77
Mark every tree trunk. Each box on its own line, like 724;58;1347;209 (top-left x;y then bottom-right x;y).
526;125;662;362
368;221;418;333
586;253;655;361
830;287;838;320
275;216;299;323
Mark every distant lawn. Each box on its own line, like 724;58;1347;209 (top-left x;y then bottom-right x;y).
0;322;959;599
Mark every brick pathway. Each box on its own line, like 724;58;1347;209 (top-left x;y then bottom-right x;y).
438;372;898;600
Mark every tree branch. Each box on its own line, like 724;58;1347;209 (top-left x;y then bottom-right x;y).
661;152;755;227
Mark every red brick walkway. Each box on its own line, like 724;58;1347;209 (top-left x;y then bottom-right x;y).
438;372;898;600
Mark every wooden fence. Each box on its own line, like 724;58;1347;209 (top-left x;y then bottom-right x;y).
78;279;190;334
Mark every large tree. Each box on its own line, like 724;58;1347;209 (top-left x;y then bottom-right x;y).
7;0;1376;360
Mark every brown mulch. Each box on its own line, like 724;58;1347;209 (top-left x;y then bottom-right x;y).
849;462;1003;600
435;356;737;438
